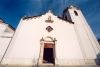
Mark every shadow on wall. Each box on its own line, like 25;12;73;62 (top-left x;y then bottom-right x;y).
32;56;37;66
97;39;100;44
95;53;100;65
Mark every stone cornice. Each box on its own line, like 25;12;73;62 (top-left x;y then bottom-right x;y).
23;9;74;24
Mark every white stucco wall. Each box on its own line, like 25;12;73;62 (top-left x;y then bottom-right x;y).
68;8;99;59
0;38;11;62
1;7;99;65
5;26;15;33
1;32;14;38
1;11;84;65
0;22;15;63
0;23;7;36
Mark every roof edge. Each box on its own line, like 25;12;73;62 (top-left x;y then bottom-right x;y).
23;9;58;20
22;9;74;24
8;24;15;31
0;18;15;30
57;16;74;24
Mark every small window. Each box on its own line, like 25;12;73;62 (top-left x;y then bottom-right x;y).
74;11;78;16
65;15;67;20
46;26;53;32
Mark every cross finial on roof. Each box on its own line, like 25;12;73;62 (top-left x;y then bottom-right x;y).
23;15;27;20
48;8;52;13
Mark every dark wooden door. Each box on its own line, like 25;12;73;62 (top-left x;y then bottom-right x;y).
43;43;54;63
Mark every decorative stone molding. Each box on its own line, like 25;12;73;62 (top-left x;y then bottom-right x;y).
45;16;54;23
46;26;53;32
38;37;57;65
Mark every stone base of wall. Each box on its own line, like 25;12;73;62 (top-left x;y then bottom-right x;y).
56;59;100;66
1;58;37;66
1;58;100;66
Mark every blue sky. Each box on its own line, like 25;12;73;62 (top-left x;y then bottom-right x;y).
0;0;100;39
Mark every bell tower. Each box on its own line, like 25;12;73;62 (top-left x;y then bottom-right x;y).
62;5;100;64
62;5;81;22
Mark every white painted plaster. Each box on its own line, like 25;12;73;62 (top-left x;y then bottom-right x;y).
1;6;100;66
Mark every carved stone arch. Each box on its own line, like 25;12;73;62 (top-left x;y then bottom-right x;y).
44;36;54;41
38;36;58;65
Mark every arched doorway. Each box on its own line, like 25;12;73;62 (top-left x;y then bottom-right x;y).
43;43;54;63
38;36;57;65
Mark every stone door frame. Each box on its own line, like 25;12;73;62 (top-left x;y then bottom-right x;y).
38;36;58;65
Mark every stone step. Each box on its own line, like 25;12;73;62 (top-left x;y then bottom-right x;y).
0;65;100;67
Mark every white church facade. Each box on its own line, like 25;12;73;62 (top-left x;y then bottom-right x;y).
0;5;100;66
